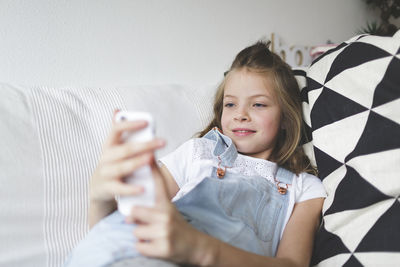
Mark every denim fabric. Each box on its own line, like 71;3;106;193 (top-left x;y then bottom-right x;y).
65;128;293;267
176;167;291;256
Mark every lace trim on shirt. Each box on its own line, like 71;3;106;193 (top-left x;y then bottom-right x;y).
231;156;277;183
192;138;277;183
192;138;213;161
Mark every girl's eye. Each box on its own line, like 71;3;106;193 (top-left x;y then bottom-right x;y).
254;103;267;107
224;103;235;108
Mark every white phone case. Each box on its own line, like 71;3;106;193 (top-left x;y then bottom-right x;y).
114;111;155;216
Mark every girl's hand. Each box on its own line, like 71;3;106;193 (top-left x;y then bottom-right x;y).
89;111;165;227
126;163;211;265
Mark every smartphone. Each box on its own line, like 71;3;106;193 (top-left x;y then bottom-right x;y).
114;111;155;216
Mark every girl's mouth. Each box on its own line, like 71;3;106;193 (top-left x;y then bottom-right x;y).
232;128;256;137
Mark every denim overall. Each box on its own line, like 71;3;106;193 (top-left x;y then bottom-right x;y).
65;129;293;267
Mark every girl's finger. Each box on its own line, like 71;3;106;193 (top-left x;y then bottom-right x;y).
105;182;145;197
101;139;165;164
103;120;149;148
135;237;178;259
133;223;167;241
99;153;154;180
127;205;169;224
135;240;161;258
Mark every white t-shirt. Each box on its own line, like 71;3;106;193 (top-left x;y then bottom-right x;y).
159;138;326;238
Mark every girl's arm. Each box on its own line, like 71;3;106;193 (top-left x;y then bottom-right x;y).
158;164;180;200
129;163;324;267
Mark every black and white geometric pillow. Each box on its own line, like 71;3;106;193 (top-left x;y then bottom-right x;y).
304;32;400;266
293;68;316;167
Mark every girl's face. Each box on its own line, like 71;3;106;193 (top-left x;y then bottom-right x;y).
221;69;282;160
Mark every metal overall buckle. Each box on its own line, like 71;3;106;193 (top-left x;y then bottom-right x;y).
276;183;288;195
274;179;289;195
216;156;228;179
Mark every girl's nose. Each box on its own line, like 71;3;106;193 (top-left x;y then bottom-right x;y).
234;109;250;122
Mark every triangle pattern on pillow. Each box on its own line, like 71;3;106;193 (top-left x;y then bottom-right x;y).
346;149;400;197
372;56;400;108
343;255;363;267
345;111;400;162
312;110;369;164
306;76;324;92
325;57;392;109
324;199;394;252
321;165;348;214
358;35;400;56
324;42;393;83
306;33;400;267
324;166;392;216
355;199;400;252
311;87;368;131
372;98;400;125
313;146;343;180
308;46;346;89
311;42;348;67
300;85;310;103
354;252;400;267
301;122;312;145
308;88;324;112
311;221;351;265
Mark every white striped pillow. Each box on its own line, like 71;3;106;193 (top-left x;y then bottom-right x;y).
0;84;215;267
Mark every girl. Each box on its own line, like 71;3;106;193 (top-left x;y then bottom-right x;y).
66;41;326;267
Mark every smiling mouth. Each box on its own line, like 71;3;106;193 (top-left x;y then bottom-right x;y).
232;129;256;133
232;129;256;136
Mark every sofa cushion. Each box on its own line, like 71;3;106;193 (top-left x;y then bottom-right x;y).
307;32;400;266
0;84;46;266
0;83;215;267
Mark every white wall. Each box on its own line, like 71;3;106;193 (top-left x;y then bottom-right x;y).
0;0;378;87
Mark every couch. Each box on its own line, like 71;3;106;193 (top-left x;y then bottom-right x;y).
1;31;399;267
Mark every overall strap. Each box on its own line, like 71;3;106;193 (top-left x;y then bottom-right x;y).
274;167;294;195
203;128;237;167
275;167;294;184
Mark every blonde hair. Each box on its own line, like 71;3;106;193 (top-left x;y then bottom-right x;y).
198;41;316;175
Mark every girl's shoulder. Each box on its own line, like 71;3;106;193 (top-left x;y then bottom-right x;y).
293;171;327;202
297;171;321;184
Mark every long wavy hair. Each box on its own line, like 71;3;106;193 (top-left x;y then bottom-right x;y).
198;41;316;175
